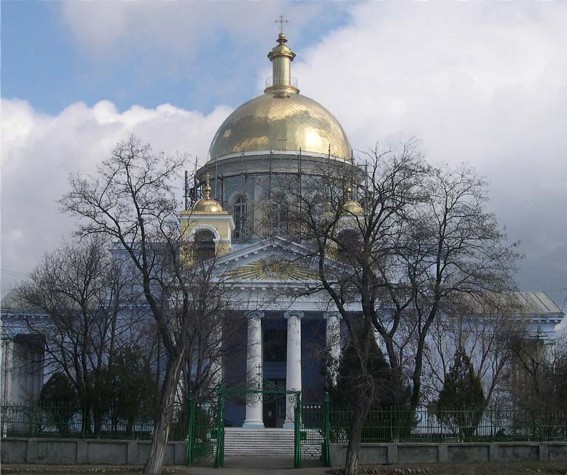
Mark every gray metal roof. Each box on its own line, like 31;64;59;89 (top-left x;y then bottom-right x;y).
510;291;564;315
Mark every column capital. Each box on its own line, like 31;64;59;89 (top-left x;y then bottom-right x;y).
245;310;265;320
323;311;341;320
284;310;304;320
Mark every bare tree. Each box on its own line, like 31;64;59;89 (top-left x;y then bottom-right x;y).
60;137;232;474
424;293;524;409
509;331;567;414
14;235;137;434
277;142;427;474
399;164;518;413
284;140;519;475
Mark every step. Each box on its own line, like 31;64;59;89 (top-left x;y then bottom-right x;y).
223;428;322;458
224;428;294;456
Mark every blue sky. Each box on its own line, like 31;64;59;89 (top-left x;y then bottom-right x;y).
3;2;79;114
2;1;350;114
2;1;567;315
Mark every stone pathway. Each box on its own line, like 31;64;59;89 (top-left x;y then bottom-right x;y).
1;457;330;475
183;456;329;474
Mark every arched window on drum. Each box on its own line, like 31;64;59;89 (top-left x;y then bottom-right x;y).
270;192;289;235
233;195;249;240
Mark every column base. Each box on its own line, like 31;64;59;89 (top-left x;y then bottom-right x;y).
242;421;265;429
282;421;295;429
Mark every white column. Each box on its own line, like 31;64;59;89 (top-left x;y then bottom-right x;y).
324;312;341;387
283;311;304;429
243;311;265;428
1;338;13;405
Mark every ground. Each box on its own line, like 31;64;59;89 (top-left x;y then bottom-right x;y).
340;462;567;474
2;462;567;475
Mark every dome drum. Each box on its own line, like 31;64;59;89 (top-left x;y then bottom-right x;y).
198;151;354;182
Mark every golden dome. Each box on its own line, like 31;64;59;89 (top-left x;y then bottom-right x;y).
208;32;351;162
192;175;224;213
343;187;364;215
192;199;224;214
208;94;351;162
343;200;364;215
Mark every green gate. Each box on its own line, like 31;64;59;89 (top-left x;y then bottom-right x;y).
186;392;221;466
301;392;331;467
187;387;331;468
187;386;309;468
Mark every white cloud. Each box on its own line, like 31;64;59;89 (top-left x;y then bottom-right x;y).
292;2;567;303
3;1;566;310
1;99;230;296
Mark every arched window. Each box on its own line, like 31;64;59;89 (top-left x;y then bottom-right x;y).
194;229;215;261
270;192;289;235
233;195;248;240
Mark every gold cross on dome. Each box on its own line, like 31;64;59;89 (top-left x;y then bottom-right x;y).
275;15;288;35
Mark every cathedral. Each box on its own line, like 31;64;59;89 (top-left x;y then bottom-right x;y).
179;30;357;429
1;30;564;435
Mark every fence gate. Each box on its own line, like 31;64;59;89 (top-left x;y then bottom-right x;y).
301;392;331;467
186;392;222;467
188;387;307;468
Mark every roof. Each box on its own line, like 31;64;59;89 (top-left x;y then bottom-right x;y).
455;291;564;321
510;291;564;316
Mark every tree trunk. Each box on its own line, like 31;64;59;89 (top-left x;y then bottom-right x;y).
80;402;92;436
411;316;436;413
144;350;186;474
344;387;373;475
382;337;406;405
410;328;432;413
410;346;424;414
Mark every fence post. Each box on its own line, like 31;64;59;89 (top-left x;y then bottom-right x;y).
323;392;331;467
186;393;195;466
215;387;224;468
31;406;37;437
390;406;393;442
294;392;301;468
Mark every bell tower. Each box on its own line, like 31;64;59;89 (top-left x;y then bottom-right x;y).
180;174;234;262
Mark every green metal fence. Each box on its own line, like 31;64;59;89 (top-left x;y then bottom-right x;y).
197;387;303;468
0;404;188;440
327;406;567;443
3;401;566;467
301;399;328;465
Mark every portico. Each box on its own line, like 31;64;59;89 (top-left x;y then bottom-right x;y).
236;304;342;429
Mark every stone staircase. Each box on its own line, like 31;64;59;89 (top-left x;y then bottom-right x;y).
223;427;322;458
224;428;295;456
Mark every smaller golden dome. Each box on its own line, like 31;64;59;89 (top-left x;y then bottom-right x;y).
343;187;364;215
343;200;364;215
192;174;224;214
193;199;223;214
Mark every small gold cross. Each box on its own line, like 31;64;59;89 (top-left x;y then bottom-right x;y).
275;15;288;35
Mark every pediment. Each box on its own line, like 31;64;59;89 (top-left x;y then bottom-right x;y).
215;237;319;283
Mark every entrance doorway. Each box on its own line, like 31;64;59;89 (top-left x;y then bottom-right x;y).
262;378;286;427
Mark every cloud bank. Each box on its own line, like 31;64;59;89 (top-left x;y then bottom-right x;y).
2;2;566;310
293;2;567;306
1;99;230;294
